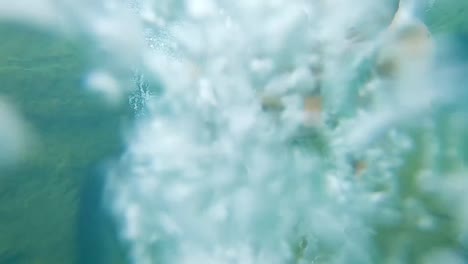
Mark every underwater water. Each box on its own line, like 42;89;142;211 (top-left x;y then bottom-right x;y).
0;0;468;263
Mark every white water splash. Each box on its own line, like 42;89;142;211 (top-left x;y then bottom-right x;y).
104;1;449;263
1;0;467;263
110;1;467;263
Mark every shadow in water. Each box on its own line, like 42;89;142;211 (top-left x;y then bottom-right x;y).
76;163;128;264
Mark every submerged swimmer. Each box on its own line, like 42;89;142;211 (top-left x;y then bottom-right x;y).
354;0;434;176
376;0;433;79
261;0;434;176
262;0;433;124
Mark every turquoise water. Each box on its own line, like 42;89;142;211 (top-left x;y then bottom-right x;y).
0;24;129;263
0;1;468;264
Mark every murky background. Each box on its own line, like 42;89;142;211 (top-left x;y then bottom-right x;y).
0;1;467;264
